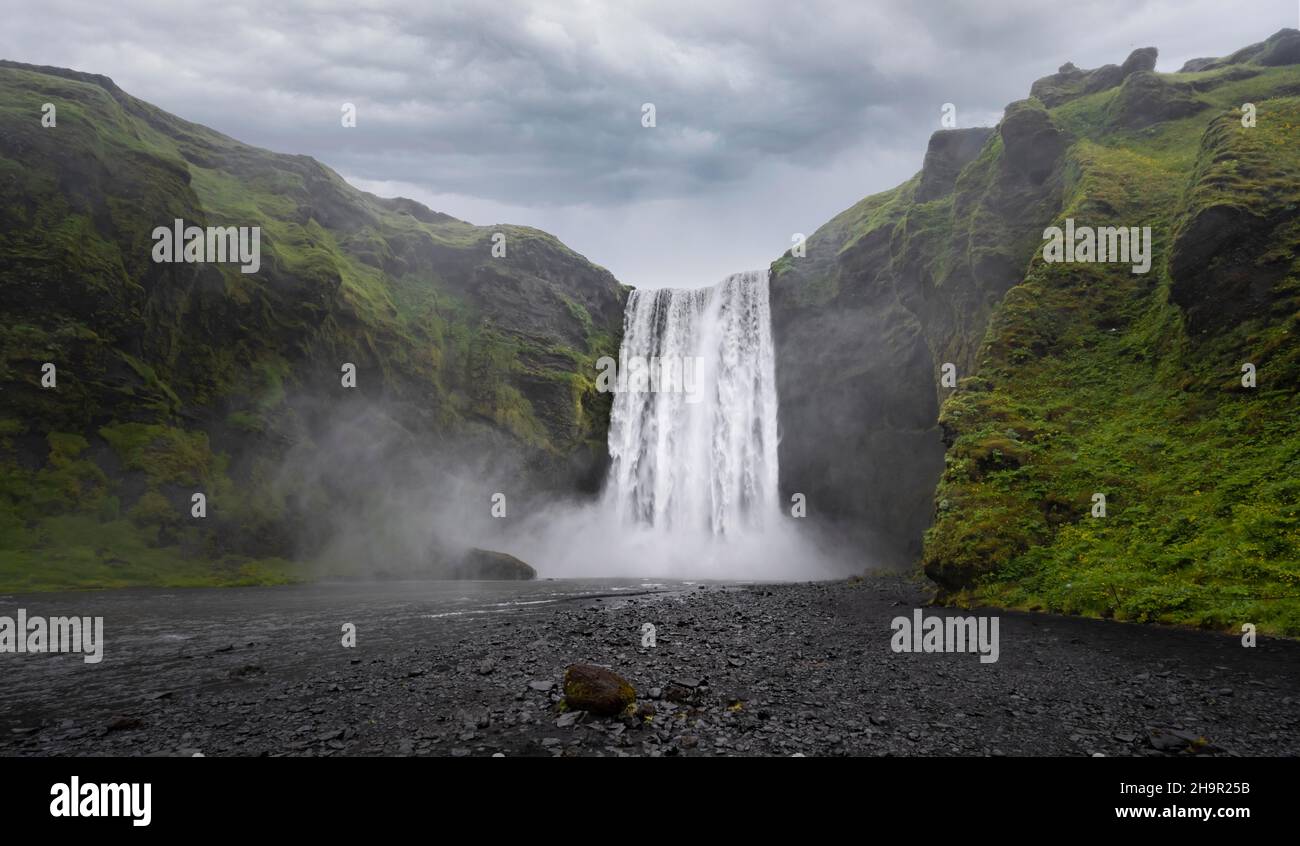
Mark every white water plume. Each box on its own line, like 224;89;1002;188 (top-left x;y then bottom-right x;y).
507;270;841;580
607;269;779;535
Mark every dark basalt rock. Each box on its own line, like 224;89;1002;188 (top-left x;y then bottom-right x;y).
1082;64;1124;97
1258;29;1300;66
1185;66;1262;92
1030;47;1158;107
1170;198;1297;339
1105;71;1206;130
1030;64;1085;107
1120;46;1158;76
999;100;1067;185
450;548;537;581
1178;28;1300;72
915;127;995;202
1179;56;1218;73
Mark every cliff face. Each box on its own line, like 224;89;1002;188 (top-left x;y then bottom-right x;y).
771;101;1066;563
772;31;1300;633
0;62;626;589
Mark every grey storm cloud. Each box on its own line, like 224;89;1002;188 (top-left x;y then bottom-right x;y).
2;0;1296;286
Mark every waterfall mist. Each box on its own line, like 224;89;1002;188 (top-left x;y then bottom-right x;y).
510;270;848;580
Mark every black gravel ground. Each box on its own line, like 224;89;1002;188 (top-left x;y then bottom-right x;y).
1;574;1297;757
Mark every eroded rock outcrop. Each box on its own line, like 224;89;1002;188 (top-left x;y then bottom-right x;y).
1178;28;1300;72
1029;47;1160;107
1170;110;1300;338
916;128;995;202
1105;71;1206;129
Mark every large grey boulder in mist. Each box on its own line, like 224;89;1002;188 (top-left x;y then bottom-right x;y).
450;548;537;580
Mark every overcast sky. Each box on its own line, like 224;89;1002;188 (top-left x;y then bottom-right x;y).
2;0;1295;287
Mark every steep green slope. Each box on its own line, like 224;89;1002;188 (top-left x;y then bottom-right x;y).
772;30;1300;633
928;54;1300;634
0;62;626;590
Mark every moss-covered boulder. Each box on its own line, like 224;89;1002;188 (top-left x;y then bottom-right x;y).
563;664;635;716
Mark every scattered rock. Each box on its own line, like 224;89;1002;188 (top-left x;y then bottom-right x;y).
1146;727;1205;752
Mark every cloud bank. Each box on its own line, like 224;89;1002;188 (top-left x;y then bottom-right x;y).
4;0;1295;285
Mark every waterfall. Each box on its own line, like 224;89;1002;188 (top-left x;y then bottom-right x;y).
510;267;836;579
606;269;780;536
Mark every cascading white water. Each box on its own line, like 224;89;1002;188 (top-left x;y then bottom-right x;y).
606;269;780;536
503;267;837;579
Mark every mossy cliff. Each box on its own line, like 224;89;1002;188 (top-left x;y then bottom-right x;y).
771;30;1300;633
0;61;626;590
